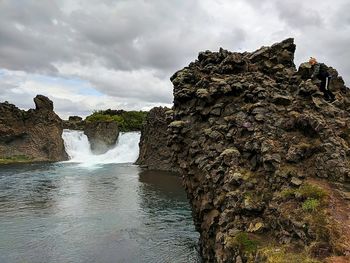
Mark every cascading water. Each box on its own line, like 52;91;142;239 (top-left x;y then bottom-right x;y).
62;129;140;167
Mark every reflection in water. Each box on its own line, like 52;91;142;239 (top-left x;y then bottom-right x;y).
138;170;199;263
0;163;199;263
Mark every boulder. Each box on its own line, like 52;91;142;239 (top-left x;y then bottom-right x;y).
84;121;119;154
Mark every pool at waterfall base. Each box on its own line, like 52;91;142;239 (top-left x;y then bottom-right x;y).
0;131;200;263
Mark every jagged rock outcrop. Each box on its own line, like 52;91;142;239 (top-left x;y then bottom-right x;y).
136;107;178;172
84;121;119;154
0;95;68;163
63;116;85;130
169;38;350;262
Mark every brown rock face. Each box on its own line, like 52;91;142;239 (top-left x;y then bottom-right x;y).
0;95;68;162
169;38;350;262
136;107;178;172
84;121;119;154
34;94;54;111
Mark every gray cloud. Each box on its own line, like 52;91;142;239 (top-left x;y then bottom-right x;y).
274;2;323;28
0;0;349;117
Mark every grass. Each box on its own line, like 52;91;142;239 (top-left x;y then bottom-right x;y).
0;155;32;164
281;183;327;201
298;184;327;200
85;110;148;131
259;246;321;263
225;232;259;254
279;181;333;252
235;232;259;253
302;198;320;212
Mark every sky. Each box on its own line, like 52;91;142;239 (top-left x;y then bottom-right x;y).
0;0;349;119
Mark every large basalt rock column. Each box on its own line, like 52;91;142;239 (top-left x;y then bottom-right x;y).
84;121;119;154
169;38;350;262
136;107;178;172
0;95;68;162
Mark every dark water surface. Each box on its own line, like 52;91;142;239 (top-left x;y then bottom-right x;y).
0;163;199;263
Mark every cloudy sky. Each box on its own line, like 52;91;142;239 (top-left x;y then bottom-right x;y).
0;0;349;119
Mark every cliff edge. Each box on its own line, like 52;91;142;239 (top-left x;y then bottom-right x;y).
136;107;179;172
169;38;350;262
0;95;68;163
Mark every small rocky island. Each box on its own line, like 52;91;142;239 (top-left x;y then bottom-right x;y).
64;109;147;154
138;38;350;262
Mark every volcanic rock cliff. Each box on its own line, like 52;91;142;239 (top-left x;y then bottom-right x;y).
0;95;68;163
136;107;178;172
167;38;350;262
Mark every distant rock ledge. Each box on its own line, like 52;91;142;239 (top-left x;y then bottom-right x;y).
63;116;85;130
136;106;179;172
0;95;68;164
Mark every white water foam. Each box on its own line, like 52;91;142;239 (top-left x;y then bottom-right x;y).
62;129;140;167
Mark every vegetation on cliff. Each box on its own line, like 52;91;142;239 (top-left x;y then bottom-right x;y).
85;109;147;132
0;155;32;164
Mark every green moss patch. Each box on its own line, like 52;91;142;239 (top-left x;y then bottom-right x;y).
302;198;320;212
0;155;32;164
235;232;259;253
281;183;327;202
225;232;259;254
298;184;327;200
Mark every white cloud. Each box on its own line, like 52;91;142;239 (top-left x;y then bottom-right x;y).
54;61;173;103
0;69;171;119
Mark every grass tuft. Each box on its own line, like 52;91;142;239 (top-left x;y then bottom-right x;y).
302;198;320;212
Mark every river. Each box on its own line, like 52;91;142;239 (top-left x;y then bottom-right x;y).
0;131;199;263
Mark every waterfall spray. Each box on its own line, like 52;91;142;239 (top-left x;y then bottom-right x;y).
62;130;140;167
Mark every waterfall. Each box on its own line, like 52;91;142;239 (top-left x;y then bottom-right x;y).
62;129;140;167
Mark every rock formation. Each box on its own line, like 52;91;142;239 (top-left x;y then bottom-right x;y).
136;107;178;172
168;38;350;262
0;95;68;163
63;115;85;130
84;121;119;154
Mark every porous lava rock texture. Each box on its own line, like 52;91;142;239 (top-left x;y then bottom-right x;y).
136;107;178;172
0;95;68;162
169;38;350;262
84;121;119;154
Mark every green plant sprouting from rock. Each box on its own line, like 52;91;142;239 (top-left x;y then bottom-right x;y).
302;198;320;212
